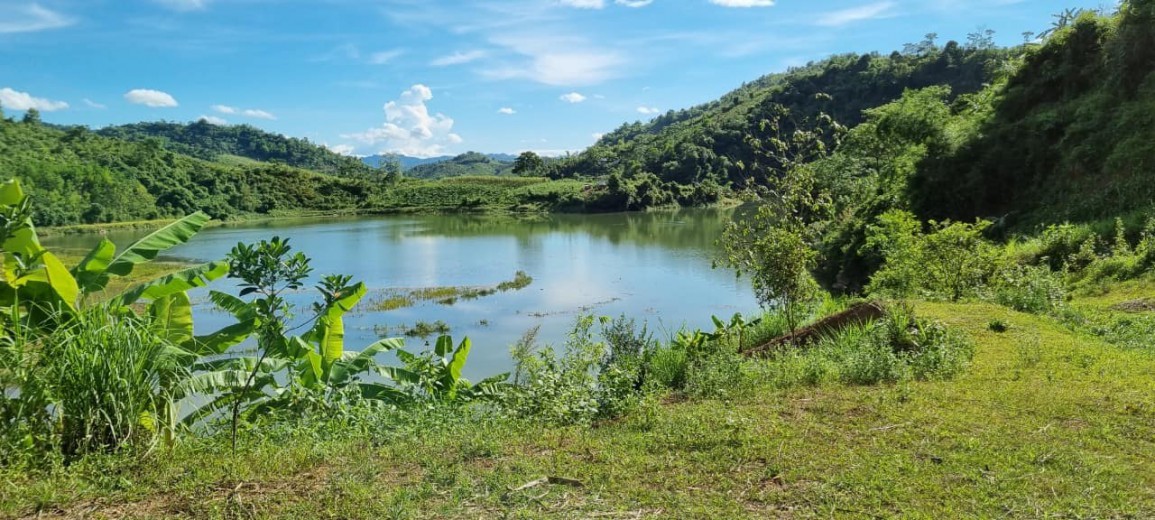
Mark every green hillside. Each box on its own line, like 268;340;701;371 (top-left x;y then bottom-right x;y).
0;118;375;225
97;120;378;177
406;151;515;179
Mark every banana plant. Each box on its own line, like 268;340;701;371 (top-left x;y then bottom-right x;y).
0;179;231;348
382;335;510;402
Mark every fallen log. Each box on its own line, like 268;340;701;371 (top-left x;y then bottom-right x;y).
743;301;887;357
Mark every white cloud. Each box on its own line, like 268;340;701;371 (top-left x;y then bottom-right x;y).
214;104;275;119
637;106;660;115
498;107;516;115
816;1;897;27
153;0;208;11
198;115;228;125
560;0;604;8
592;132;605;141
83;99;106;109
482;34;625;87
242;109;276;120
368;49;404;64
431;50;487;67
615;0;653;6
709;0;774;6
341;84;463;158
327;144;356;156
0;87;68;111
559;92;587;103
0;3;73;34
125;89;178;108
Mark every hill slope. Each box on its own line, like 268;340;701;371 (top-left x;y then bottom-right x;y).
0;120;374;225
551;41;1009;189
97;121;376;177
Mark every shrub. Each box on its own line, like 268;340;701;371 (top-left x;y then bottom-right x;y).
994;264;1067;314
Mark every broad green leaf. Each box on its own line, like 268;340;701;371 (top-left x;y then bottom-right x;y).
0;179;24;205
114;261;228;306
2;227;42;262
312;282;366;379
434;335;453;357
329;337;404;386
41;252;78;312
185;319;256;356
443;336;472;399
378;365;422;385
357;382;409;404
150;292;194;345
209;290;257;321
191;356;288;374
73;239;116;293
106;212;211;277
301;351;323;388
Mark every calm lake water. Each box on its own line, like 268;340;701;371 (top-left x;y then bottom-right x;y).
44;210;759;378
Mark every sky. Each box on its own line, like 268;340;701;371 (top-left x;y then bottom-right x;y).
0;0;1113;158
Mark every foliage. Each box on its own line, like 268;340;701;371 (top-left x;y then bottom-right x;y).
97;121;376;177
406;151;516;179
866;210;1003;301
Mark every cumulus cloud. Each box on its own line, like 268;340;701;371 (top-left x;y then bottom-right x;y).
637;106;660;115
498;107;516;115
816;1;897;27
0;3;73;34
341;84;463;158
559;92;587;103
431;50;487;67
198;115;228;125
709;0;774;6
559;0;604;8
592;132;605;141
125;89;178;107
0;87;68;111
211;104;237;114
83;99;106;109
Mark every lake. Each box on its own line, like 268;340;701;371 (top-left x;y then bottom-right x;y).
44;210;759;378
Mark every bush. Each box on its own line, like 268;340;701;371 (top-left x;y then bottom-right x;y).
504;316;655;425
994;264;1067;314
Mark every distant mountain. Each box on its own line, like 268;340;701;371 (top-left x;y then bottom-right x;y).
97;121;375;177
362;152;516;172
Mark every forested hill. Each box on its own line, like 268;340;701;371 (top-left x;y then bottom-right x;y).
406;152;515;179
0;118;374;226
549;39;1010;187
912;4;1155;226
97;120;376;177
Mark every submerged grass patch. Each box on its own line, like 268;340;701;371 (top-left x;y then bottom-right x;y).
365;271;535;312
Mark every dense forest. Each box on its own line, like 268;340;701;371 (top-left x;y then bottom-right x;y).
405;151;515;179
98;121;377;177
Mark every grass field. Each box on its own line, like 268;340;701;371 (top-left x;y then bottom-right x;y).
3;282;1154;519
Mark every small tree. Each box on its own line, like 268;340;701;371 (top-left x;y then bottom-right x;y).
512;151;545;176
719;207;819;341
21;108;41;125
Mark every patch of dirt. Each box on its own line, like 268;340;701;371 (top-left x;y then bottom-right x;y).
1111;299;1155;312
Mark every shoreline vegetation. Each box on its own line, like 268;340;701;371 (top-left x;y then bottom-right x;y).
5;3;1155;518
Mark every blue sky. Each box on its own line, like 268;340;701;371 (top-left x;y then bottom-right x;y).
0;0;1110;158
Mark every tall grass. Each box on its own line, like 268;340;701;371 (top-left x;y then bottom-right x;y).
35;310;189;457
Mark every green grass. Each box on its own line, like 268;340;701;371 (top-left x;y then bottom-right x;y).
366;271;535;312
4;285;1155;518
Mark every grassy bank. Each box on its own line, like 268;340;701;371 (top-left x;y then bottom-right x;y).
3;282;1153;519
